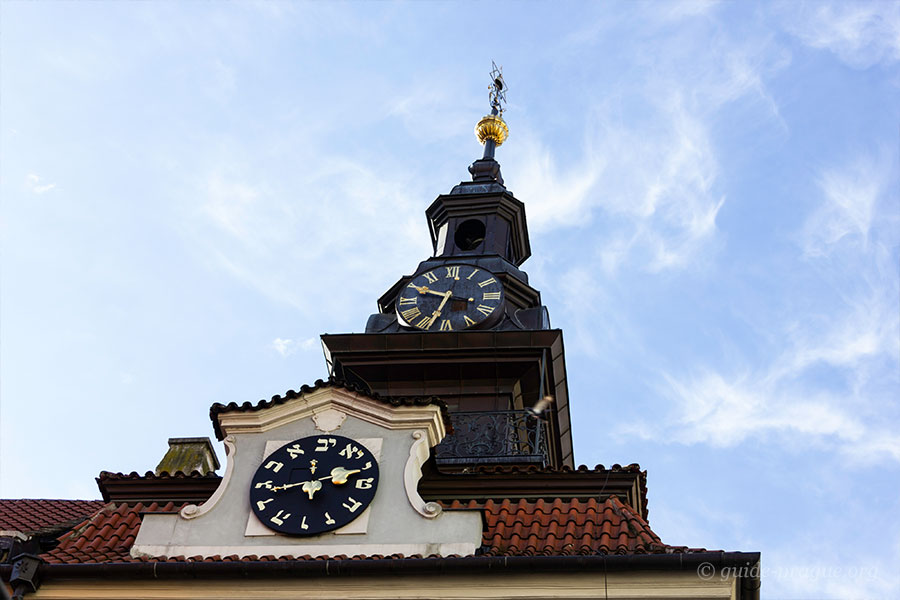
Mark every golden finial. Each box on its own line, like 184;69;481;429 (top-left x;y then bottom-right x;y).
475;62;509;147
475;114;509;146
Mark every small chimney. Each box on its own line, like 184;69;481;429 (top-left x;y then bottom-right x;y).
155;437;220;475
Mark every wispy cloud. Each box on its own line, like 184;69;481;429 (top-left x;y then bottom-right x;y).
271;337;317;357
778;1;900;68
516;11;788;275
182;151;432;328
801;150;892;256
25;173;56;194
632;149;900;464
513;94;726;274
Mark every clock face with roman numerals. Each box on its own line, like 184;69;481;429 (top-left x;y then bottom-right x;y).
249;435;379;536
395;264;504;331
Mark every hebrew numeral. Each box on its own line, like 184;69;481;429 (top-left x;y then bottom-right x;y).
255;480;273;489
355;478;374;490
342;497;363;513
286;443;304;459
339;443;359;459
269;509;290;525
256;498;273;511
264;460;283;473
315;438;336;452
300;515;309;530
324;512;335;525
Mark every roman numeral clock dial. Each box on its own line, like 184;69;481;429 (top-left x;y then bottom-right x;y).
249;435;379;535
395;264;505;331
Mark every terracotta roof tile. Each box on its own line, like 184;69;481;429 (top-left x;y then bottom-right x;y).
447;496;687;556
0;499;107;536
43;502;182;564
39;496;702;565
209;377;452;441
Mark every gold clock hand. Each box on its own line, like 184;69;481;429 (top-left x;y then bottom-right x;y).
271;481;305;492
426;290;453;329
301;480;322;500
324;466;362;485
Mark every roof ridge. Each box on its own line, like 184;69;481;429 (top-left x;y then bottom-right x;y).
209;377;452;440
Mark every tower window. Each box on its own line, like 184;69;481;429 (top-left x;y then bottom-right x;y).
454;219;486;251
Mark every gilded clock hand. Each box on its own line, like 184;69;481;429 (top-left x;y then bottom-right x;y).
270;481;305;492
327;466;361;485
301;480;322;500
426;290;453;329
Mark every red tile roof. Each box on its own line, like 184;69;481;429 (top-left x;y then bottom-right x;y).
43;502;180;564
0;499;107;536
473;497;686;555
39;496;694;565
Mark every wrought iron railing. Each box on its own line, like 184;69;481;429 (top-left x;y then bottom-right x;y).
434;410;550;466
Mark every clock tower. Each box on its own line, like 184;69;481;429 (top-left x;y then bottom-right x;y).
322;64;574;470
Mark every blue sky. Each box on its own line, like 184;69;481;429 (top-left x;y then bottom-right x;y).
2;1;898;598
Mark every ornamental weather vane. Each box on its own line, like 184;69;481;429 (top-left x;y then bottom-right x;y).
488;61;507;114
471;61;510;184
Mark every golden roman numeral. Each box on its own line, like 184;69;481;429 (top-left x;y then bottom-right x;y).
398;296;417;306
477;277;496;288
440;319;452;331
482;291;501;301
400;307;421;321
415;315;432;328
476;304;494;317
445;266;460;279
463;315;476;327
422;271;438;283
466;269;480;280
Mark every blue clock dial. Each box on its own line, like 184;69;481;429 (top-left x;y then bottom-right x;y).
396;264;504;331
249;435;379;536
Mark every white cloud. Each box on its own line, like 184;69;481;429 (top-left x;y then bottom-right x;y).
271;337;317;357
778;1;900;68
25;173;56;194
516;15;788;275
801;151;892;257
183;151;433;328
636;149;900;465
513;92;726;274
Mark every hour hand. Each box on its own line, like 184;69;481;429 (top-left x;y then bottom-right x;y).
301;480;322;499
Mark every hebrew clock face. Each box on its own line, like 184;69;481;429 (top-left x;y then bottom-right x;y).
249;435;379;536
396;264;504;331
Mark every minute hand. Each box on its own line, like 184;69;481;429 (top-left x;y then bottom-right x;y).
426;290;453;329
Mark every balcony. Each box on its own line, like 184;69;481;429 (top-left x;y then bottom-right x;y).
434;410;550;467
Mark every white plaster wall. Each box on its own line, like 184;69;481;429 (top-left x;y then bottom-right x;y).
133;402;481;558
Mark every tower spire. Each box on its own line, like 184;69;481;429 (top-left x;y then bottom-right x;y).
469;61;509;185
